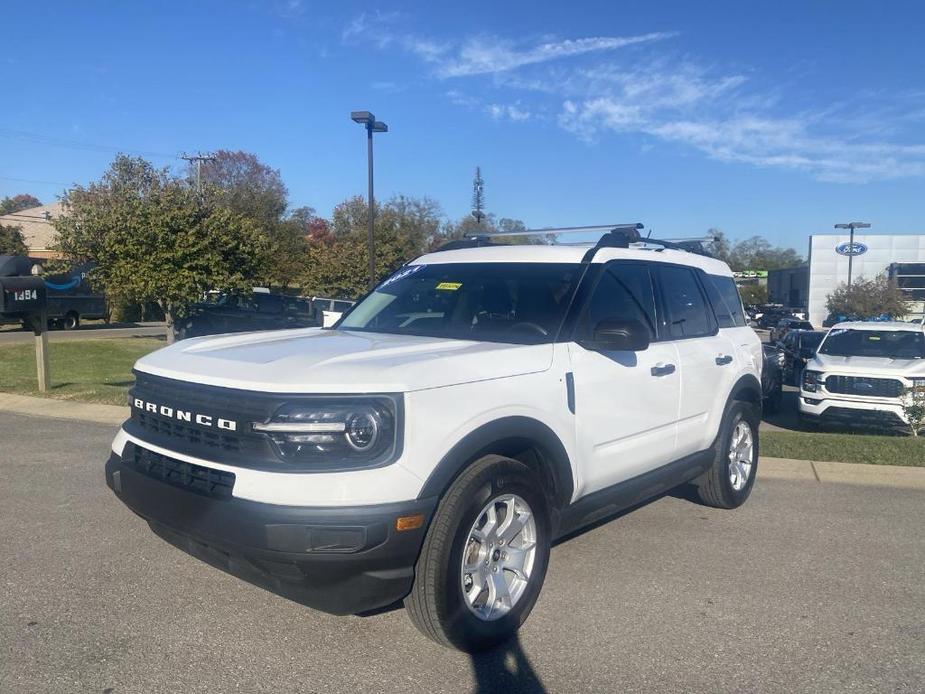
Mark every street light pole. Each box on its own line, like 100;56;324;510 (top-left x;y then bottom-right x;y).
834;221;872;287
351;111;388;289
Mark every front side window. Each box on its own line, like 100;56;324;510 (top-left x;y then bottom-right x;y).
339;262;583;344
819;329;925;359
657;265;715;338
579;263;657;339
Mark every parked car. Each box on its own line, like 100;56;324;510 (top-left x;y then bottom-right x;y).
778;329;827;384
757;306;791;330
770;317;813;344
175;290;319;340
799;321;925;430
105;227;763;652
762;343;785;413
311;296;356;328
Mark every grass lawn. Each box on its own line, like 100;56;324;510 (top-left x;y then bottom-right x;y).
0;338;164;406
762;430;925;467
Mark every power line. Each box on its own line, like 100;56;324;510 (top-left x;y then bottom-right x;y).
0;127;176;160
0;175;69;186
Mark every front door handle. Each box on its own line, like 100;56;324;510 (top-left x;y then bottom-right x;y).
651;363;676;377
715;355;733;365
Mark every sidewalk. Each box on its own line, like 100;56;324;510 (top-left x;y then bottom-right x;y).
1;392;923;489
0;392;128;426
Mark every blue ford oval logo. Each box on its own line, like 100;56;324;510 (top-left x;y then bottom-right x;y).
836;241;868;257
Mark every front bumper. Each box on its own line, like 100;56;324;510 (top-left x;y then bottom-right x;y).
105;442;437;615
798;392;907;427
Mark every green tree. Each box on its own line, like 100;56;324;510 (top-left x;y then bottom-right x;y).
54;155;271;341
0;193;42;215
825;275;909;320
197;150;288;229
728;236;803;272
738;283;768;305
0;224;28;255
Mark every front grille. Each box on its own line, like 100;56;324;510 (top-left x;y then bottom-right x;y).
134;411;241;452
129;445;235;500
824;375;903;398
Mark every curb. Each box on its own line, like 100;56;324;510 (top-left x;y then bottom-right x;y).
760;456;925;489
0;392;127;426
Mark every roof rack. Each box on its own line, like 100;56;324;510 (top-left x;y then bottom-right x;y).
432;222;714;261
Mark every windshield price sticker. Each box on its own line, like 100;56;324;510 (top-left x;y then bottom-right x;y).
436;282;462;291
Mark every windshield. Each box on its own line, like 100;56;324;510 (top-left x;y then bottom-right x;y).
339;262;583;344
819;329;925;359
801;332;825;351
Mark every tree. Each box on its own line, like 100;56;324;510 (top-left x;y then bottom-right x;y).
825;275;909;320
728;236;803;272
197;150;288;229
300;229;418;300
705;229;732;265
738;283;768;305
0;194;41;215
54;155;271;341
0;224;28;255
301;194;444;299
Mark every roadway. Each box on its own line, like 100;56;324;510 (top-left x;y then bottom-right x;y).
0;321;166;344
1;412;922;693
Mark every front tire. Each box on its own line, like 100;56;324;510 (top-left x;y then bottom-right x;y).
694;401;758;509
405;455;551;652
62;312;79;330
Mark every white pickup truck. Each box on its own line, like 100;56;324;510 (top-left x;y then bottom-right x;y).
799;321;925;429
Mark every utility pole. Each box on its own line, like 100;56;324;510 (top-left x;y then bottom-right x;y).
180;152;216;194
471;167;485;229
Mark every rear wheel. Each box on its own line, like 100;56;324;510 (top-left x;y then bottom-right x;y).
694;401;758;509
405;455;551;652
62;312;79;330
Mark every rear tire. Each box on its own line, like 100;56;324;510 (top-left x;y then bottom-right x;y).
405;455;551;652
694;401;758;509
62;312;79;330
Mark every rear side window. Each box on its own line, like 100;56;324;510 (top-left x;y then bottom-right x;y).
704;275;747;328
656;265;715;339
580;263;657;339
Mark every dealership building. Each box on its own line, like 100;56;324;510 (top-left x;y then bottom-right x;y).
805;233;925;326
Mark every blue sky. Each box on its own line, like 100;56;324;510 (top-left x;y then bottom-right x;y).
2;0;924;252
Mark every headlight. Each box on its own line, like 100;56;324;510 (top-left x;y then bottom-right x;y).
252;396;401;469
911;378;925;395
802;370;823;393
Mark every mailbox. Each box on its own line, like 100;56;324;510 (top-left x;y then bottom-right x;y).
0;276;47;314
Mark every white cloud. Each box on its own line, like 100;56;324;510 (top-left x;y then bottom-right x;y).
436;33;676;78
486;103;532;122
341;15;925;183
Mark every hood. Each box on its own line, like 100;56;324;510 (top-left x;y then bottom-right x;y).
135;327;554;393
810;353;925;378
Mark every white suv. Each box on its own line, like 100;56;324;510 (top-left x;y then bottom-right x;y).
799;321;925;429
105;226;763;651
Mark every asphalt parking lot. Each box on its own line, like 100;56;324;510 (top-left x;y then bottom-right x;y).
1;412;923;694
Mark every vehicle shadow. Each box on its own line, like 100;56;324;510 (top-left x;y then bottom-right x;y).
469;634;547;693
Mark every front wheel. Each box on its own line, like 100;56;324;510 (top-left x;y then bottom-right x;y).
694;401;759;509
405;455;551;652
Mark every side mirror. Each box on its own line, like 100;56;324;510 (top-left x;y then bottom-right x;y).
582;319;650;352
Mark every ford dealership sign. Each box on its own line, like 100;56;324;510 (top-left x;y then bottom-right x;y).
836;241;868;257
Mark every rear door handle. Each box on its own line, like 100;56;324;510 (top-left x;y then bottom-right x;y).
651;363;676;377
715;355;733;365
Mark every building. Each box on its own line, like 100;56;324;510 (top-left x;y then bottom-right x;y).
0;201;63;259
768;265;809;308
806;234;925;326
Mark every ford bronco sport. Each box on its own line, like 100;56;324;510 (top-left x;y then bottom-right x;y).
105;224;763;652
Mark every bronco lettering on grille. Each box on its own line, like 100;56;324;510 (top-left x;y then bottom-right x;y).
132;398;238;431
